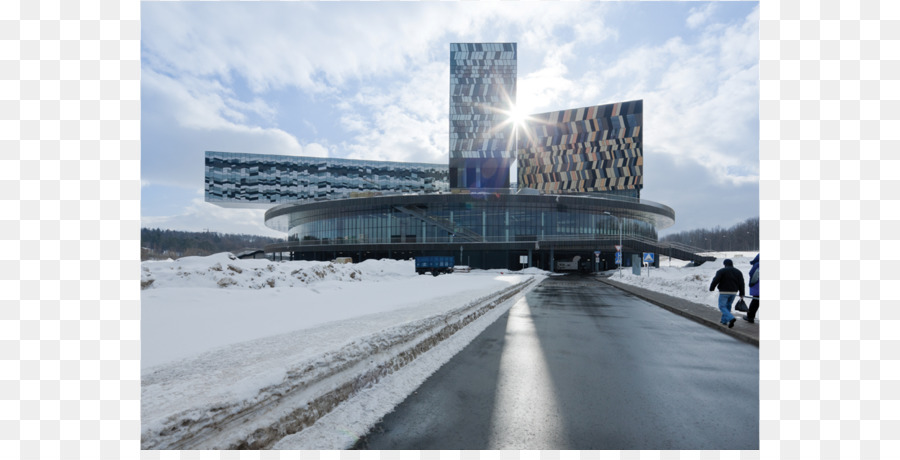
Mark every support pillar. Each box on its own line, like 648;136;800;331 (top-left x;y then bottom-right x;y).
550;248;555;273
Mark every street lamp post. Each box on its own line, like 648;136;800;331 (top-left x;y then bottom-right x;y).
604;212;622;276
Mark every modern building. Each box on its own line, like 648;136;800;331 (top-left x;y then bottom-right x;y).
205;43;712;270
205;151;449;207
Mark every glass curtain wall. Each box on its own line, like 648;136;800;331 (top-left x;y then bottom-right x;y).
286;201;659;244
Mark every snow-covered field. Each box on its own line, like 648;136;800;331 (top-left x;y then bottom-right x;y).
141;253;547;449
140;250;758;450
605;251;759;314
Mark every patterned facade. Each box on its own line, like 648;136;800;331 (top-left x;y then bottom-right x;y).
449;43;517;190
205;151;449;208
517;100;643;197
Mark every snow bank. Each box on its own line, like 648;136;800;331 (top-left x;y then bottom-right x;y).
141;253;548;449
141;255;548;370
141;253;413;291
607;251;758;310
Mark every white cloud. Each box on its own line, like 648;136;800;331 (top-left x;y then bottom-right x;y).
565;6;761;187
645;153;759;235
141;2;463;94
334;61;449;164
141;67;337;189
654;8;759;185
686;3;718;29
517;44;578;115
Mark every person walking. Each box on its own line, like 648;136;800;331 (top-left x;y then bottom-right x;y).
709;258;745;328
743;253;760;323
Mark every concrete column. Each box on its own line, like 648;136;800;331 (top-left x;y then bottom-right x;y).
550;248;555;273
505;210;509;242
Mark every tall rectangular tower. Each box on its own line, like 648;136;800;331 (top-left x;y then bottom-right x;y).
449;43;517;190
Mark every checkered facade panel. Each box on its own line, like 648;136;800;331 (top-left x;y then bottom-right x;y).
205;151;449;208
517;100;643;197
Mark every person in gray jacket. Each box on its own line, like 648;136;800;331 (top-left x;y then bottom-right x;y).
709;259;745;328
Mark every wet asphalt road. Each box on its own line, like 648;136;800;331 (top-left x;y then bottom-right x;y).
355;274;759;450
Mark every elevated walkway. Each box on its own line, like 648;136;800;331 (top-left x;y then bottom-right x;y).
623;236;716;266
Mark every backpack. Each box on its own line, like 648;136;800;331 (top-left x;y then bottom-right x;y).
749;265;759;287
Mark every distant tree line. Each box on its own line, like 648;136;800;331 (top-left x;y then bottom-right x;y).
660;217;759;252
141;228;283;260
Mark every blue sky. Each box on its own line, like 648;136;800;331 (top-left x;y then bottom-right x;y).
141;1;760;238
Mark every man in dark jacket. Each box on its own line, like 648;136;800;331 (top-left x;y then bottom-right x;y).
709;258;745;328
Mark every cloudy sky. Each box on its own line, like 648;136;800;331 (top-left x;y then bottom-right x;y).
141;1;759;238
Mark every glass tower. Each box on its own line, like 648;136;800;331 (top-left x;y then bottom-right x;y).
448;43;517;190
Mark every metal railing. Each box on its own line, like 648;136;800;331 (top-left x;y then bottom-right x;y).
623;235;716;262
284;234;626;246
281;232;687;249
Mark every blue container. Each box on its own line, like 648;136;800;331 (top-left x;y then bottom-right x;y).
414;256;455;276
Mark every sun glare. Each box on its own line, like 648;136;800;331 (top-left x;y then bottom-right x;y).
507;104;527;128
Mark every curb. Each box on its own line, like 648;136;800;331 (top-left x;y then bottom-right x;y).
596;277;759;347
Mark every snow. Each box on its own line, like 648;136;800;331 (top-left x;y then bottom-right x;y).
141;250;759;450
141;253;547;449
603;251;759;309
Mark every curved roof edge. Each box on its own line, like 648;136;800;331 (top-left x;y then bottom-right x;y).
264;193;675;231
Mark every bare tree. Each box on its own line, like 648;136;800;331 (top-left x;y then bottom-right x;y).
660;217;759;251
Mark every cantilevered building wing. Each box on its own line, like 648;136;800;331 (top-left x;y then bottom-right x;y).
449;43;517;190
205;151;449;208
517;100;643;198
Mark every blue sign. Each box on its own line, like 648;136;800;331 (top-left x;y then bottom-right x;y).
615;252;622;264
643;252;655;264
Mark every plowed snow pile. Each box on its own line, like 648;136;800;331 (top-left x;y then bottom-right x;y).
141;253;545;449
604;252;758;309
